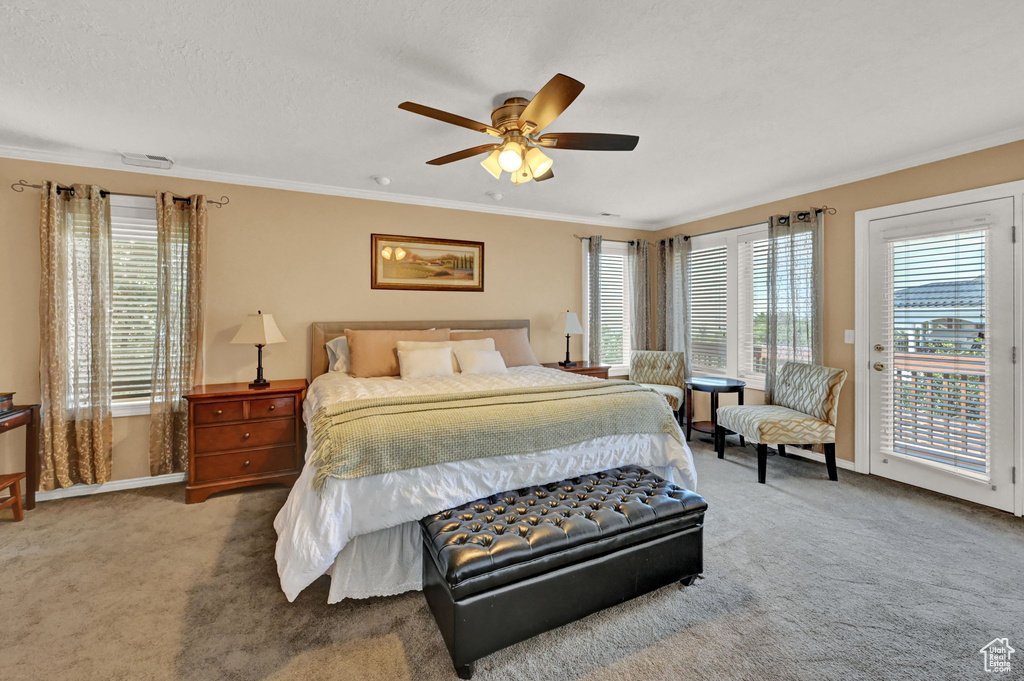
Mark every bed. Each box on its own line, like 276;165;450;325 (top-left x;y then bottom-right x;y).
274;320;698;603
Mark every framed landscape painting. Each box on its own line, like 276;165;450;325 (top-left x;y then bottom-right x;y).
370;234;485;292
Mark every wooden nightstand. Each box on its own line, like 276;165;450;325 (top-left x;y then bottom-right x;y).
541;361;611;379
184;379;307;504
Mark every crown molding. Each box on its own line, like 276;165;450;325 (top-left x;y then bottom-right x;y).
7;123;1024;235
0;143;656;230
649;124;1024;233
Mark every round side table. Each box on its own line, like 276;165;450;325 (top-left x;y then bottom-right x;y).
685;377;746;444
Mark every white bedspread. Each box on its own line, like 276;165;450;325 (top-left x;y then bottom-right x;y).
274;366;698;603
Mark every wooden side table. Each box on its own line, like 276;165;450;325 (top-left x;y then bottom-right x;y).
0;404;40;511
541;361;610;379
184;379;307;504
685;377;745;444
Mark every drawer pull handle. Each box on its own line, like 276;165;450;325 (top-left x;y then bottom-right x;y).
214;409;223;416
269;405;276;411
243;460;251;468
242;433;250;440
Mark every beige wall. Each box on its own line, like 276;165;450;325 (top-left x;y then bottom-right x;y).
657;138;1024;461
0;156;651;480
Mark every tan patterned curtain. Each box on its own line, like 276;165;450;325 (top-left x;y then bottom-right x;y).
627;239;651;351
38;182;113;489
656;235;692;378
587;235;602;363
149;193;207;475
765;209;823;403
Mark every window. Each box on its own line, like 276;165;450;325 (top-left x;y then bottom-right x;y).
688;224;773;387
688;245;728;369
738;237;770;376
582;240;633;375
110;195;159;413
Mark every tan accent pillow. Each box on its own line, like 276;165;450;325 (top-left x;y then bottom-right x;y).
450;328;540;367
345;328;451;377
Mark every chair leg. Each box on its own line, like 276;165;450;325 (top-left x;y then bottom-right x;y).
757;444;768;484
715;425;725;458
824;443;838;481
11;478;23;522
777;444;787;458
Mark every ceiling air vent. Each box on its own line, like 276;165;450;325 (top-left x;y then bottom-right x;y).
120;152;174;170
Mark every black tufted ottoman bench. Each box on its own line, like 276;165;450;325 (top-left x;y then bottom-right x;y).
419;465;707;679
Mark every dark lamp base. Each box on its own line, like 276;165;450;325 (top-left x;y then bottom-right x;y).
249;379;270;389
558;360;578;367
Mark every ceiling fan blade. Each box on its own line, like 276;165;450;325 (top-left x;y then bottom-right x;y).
399;102;502;137
534;168;554;182
537;133;639;151
518;74;585;135
426;144;500;166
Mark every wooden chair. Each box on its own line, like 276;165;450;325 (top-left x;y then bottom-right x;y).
0;472;26;522
629;351;687;424
715;362;848;484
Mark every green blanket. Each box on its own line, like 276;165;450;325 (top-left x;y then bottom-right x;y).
309;379;681;490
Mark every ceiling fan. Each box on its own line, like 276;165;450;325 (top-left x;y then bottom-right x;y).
398;73;639;185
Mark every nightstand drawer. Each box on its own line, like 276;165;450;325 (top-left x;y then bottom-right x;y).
193;400;245;424
249;396;294;419
193;446;296;483
194;419;294;454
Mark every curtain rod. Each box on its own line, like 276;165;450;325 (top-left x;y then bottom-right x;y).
572;235;644;244
9;179;229;208
575;206;837;245
656;205;837;244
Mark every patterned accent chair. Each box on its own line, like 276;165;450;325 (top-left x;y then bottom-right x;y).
630;351;687;424
715;362;848;484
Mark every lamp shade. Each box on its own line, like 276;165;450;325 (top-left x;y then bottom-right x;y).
564;311;584;335
230;312;286;346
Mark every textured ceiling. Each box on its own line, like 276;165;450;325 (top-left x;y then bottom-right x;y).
2;0;1024;229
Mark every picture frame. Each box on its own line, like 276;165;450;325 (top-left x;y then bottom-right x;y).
370;234;485;292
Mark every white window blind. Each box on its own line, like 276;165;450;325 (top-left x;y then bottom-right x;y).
771;229;816;365
597;243;632;369
110;195;159;403
688;245;728;371
881;229;990;479
738;237;769;379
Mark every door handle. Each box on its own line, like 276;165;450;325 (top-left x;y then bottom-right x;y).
873;362;884;372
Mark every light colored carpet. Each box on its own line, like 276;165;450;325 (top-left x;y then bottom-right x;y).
3;440;1023;681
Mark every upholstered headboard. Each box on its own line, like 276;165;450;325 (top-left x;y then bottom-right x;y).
310;320;531;379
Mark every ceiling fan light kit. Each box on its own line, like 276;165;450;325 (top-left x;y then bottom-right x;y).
399;74;638;185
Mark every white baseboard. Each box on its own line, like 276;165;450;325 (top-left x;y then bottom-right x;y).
34;472;185;502
780;447;857;471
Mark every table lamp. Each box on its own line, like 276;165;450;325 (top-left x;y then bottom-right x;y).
559;311;584;367
230;310;286;388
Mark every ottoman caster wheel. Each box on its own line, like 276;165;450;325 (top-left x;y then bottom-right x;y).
680;574;698;586
455;662;475;679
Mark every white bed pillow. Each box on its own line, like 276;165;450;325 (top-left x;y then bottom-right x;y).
397;347;456;379
325;336;350;373
396;338;495;372
455;349;509;375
